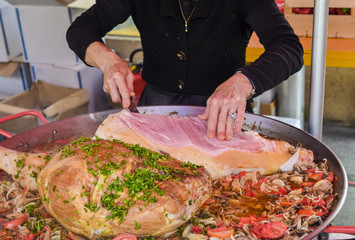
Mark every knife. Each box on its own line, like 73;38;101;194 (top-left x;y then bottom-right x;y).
128;97;139;113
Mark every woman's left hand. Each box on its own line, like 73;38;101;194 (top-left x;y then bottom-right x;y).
198;72;254;141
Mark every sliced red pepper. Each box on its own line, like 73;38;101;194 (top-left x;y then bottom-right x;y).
308;172;324;181
311;203;329;216
298;209;315;216
25;225;49;240
21;187;28;199
237;171;247;178
325;194;335;205
301;198;309;205
2;213;27;230
239;215;258;225
325;172;334;183
276;186;288;196
239;215;267;226
279;200;293;206
312;197;325;206
298;204;329;217
302;181;315;187
245;181;256;197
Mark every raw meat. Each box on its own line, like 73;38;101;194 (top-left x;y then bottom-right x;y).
95;110;314;179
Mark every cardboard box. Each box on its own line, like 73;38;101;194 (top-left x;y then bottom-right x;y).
0;80;89;135
30;62;107;112
260;98;277;116
7;0;86;65
284;0;355;38
0;0;22;62
0;61;31;95
252;98;277;116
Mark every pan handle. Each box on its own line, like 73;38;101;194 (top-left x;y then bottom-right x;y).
324;226;355;234
0;111;48;139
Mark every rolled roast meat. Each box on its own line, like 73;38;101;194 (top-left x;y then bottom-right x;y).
0;138;212;238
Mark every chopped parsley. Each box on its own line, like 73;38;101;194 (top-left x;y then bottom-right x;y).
134;221;141;229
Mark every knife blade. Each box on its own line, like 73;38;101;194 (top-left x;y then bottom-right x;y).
128;98;139;113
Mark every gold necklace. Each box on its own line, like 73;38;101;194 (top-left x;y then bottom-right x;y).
178;0;196;32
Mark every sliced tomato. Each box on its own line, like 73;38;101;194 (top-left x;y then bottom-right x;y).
191;225;203;234
2;213;27;230
112;233;138;240
252;222;288;239
206;226;235;239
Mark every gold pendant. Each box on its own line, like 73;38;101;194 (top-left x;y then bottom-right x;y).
185;21;188;32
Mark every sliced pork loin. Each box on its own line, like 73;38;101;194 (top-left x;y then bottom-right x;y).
0;138;212;238
95;110;314;179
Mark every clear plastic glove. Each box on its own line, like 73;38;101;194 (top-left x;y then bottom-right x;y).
198;72;253;141
85;41;135;108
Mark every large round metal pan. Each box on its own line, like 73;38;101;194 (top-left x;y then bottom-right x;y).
0;106;348;240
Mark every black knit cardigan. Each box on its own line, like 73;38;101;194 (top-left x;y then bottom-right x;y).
67;0;304;97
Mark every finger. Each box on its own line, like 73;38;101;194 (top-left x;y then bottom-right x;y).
105;77;122;103
216;105;230;141
234;101;247;132
126;71;136;97
197;98;211;120
225;106;238;141
116;73;131;108
206;100;220;139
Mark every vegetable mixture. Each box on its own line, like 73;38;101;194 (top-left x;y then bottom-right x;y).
0;140;336;240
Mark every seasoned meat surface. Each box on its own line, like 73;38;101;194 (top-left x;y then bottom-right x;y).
33;138;211;238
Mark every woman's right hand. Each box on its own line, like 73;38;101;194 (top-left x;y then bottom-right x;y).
85;41;135;108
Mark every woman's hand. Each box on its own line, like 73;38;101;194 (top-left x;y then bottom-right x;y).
198;72;253;141
85;41;135;108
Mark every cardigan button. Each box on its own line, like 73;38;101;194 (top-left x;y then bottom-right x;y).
177;80;185;91
177;51;187;60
